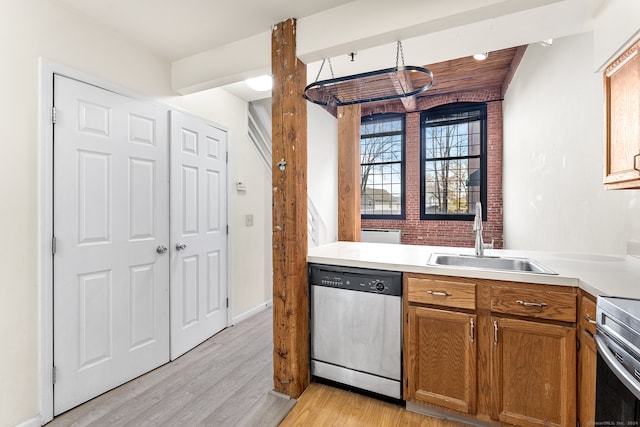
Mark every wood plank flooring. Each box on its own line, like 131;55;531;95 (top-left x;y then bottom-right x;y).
47;307;286;426
280;382;467;427
48;306;466;426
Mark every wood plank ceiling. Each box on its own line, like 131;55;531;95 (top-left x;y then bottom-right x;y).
318;45;526;115
416;46;523;99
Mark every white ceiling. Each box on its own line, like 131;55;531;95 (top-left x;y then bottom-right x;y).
55;0;356;61
54;0;604;101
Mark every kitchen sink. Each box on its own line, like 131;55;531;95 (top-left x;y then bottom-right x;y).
427;253;557;275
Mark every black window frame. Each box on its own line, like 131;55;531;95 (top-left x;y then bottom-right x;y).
360;113;406;220
420;102;487;221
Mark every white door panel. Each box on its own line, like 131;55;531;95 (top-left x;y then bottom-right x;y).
170;111;227;360
53;75;170;414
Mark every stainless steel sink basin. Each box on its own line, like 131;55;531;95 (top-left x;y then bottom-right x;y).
428;253;557;275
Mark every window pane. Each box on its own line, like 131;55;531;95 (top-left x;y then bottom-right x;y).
424;158;472;214
421;102;486;218
361;117;402;135
361;162;402;215
361;134;401;164
424;121;480;160
360;115;404;217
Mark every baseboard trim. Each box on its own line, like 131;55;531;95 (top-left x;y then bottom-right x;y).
232;300;273;325
405;402;495;427
15;416;42;427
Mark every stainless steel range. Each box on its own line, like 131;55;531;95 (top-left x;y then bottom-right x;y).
309;263;402;399
595;296;640;423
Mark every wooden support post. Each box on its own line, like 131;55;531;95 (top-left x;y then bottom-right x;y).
271;18;309;398
337;105;362;242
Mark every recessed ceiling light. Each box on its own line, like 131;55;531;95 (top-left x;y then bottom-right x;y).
540;39;553;47
245;75;272;91
473;52;488;61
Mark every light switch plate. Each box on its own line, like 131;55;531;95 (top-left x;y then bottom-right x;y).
245;214;254;227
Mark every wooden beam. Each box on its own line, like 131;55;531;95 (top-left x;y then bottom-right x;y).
271;18;309;399
389;71;417;111
337;104;362;242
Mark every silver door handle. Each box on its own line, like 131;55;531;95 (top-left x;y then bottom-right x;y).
427;290;452;297
156;245;168;255
516;300;548;308
176;243;187;251
470;318;475;344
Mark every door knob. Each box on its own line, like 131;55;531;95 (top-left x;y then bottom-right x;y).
156;245;168;255
176;243;187;251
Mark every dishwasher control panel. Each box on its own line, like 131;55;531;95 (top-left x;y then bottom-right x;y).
309;264;402;296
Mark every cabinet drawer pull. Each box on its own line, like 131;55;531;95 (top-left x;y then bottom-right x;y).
634;152;640;173
584;313;597;325
516;300;548;308
427;290;453;297
494;320;498;346
470;318;475;343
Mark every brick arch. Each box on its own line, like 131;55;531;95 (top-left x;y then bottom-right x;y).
361;88;503;248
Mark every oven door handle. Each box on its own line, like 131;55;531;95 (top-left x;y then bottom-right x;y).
595;333;640;400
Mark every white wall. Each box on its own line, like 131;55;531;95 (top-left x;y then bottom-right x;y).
0;1;271;425
0;1;170;425
307;103;339;244
503;32;640;254
593;0;640;70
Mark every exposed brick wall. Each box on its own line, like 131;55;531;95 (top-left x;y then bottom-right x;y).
361;89;504;249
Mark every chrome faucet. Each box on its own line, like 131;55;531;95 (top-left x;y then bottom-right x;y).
473;201;493;257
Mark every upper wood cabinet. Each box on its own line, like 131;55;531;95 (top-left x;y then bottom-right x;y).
604;39;640;190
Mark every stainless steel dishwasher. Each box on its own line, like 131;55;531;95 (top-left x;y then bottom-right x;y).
309;263;402;399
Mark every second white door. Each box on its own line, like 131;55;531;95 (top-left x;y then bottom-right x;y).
170;111;228;360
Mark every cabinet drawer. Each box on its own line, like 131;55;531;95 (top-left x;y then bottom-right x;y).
580;294;597;335
407;277;476;310
491;287;576;322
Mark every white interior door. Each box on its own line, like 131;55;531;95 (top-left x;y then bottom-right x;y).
53;75;170;414
170;111;228;360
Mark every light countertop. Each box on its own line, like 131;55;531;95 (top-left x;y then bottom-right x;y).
307;242;640;299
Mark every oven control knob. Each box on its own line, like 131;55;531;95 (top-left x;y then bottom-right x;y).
374;281;385;292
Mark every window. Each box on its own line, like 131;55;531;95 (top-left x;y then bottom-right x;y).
421;103;487;220
360;114;405;218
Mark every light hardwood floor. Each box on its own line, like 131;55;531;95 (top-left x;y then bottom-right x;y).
47;306;465;426
281;382;467;427
47;307;285;426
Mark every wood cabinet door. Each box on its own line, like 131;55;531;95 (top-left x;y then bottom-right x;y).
578;294;597;426
490;317;576;427
578;329;597;427
405;306;477;414
604;39;640;189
